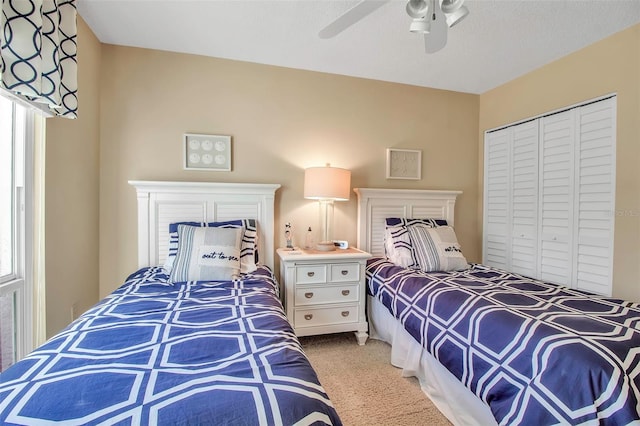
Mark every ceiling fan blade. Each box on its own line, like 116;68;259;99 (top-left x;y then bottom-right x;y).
318;0;390;39
424;0;448;53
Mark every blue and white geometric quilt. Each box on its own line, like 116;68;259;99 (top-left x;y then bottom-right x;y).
367;258;640;425
0;266;341;425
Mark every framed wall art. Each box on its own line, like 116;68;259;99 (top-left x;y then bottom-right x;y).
183;133;232;171
386;148;421;180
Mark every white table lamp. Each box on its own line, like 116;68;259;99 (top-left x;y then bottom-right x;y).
304;164;351;251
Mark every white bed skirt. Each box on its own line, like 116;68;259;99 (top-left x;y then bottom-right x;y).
367;295;498;426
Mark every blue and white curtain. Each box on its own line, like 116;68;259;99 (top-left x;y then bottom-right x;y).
0;0;77;118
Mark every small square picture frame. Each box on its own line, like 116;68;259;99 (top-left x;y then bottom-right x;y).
183;133;232;171
386;148;421;180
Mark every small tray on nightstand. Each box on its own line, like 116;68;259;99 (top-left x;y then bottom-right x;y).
278;247;369;260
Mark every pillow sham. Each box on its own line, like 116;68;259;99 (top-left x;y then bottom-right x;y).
384;226;413;267
164;219;257;274
383;218;447;265
169;225;242;283
406;225;469;272
385;217;448;228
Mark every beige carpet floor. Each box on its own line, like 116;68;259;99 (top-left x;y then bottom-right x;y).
299;332;452;426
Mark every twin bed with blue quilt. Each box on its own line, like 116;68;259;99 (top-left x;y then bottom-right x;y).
0;181;341;425
367;259;640;425
0;266;340;425
355;187;640;426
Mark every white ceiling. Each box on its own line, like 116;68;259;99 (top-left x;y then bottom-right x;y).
77;0;640;94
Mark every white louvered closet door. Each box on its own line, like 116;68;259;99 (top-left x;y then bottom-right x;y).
538;110;576;286
573;98;616;295
510;121;539;278
483;128;511;270
484;97;616;295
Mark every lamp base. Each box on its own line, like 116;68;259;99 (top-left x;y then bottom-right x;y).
315;241;336;252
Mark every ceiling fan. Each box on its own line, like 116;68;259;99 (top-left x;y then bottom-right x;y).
319;0;469;54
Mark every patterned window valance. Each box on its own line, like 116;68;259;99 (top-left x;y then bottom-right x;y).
1;0;77;118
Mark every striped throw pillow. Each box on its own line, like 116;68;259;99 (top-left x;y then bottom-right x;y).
406;225;468;272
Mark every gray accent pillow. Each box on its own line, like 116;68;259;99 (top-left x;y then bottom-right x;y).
169;225;242;283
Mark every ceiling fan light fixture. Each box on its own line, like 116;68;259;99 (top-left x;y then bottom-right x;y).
406;0;428;18
410;17;431;33
440;0;465;14
445;5;469;28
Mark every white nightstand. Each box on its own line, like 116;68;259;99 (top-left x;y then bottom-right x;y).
277;247;372;345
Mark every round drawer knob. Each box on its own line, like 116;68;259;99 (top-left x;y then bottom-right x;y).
341;290;350;296
305;292;314;299
304;314;313;320
341;311;349;317
307;271;315;277
341;270;348;275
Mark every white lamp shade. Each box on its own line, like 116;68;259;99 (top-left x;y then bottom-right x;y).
440;0;465;14
445;5;469;27
410;17;431;33
304;166;351;201
406;0;428;18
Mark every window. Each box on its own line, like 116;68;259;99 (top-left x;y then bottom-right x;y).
0;95;33;371
0;98;13;280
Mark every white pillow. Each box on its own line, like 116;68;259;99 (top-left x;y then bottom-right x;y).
407;225;469;272
169;225;242;283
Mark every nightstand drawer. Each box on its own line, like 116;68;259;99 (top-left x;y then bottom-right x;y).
295;305;358;327
294;284;359;306
295;265;326;284
329;263;360;282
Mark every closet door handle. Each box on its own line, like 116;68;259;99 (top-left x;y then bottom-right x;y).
304;314;313;321
305;292;314;299
341;290;350;296
307;271;315;277
341;311;350;317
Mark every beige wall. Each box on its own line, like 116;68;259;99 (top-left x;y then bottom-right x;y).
98;46;480;296
44;17;101;336
479;24;640;301
43;16;637;335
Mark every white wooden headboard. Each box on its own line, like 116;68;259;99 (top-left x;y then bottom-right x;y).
129;181;281;269
354;188;462;256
